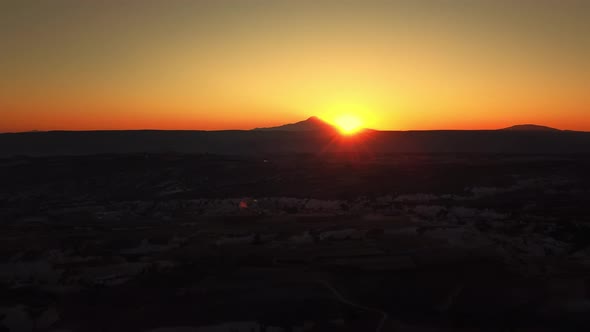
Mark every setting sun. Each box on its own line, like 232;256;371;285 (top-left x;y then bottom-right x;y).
333;115;363;135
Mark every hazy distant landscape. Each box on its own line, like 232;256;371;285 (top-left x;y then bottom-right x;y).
2;118;590;157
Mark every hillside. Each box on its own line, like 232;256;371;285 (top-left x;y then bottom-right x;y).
501;124;560;132
253;116;337;132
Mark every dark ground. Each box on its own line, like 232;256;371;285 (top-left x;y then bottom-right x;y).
1;153;590;331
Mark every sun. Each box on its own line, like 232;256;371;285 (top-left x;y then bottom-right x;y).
333;114;363;135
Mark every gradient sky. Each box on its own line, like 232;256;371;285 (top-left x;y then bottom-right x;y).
1;0;589;132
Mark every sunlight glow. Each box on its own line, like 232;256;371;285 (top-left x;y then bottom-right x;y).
333;114;363;135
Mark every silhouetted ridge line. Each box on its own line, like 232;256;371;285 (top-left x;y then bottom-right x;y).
253;116;338;132
2;126;590;157
500;124;560;132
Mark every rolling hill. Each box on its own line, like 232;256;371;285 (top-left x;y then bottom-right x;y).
501;124;561;132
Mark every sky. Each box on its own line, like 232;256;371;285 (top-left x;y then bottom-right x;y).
1;0;589;132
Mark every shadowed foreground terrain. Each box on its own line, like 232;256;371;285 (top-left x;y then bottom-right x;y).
1;153;590;331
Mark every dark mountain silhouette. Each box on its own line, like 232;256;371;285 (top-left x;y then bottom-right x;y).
501;124;560;132
253;116;338;132
2;119;590;157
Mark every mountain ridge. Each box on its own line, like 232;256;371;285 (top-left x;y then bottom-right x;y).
253;116;338;132
2;126;590;157
500;124;561;132
2;119;578;134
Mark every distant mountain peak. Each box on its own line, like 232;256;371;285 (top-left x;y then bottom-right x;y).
501;124;560;132
253;116;337;132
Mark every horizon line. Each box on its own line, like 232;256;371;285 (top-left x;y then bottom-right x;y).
2;126;586;135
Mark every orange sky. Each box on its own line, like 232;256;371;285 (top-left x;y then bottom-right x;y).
2;0;589;132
